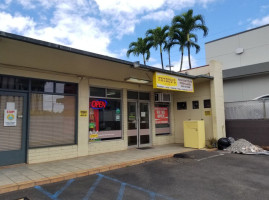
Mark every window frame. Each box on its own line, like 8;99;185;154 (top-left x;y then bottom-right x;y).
0;74;79;149
89;86;123;141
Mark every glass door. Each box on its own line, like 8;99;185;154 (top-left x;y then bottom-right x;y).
0;92;27;166
127;101;138;146
127;101;151;147
139;102;150;146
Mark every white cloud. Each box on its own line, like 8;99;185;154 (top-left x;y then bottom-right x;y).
142;9;174;21
251;15;269;27
94;0;216;38
0;1;115;57
148;57;157;62
94;0;165;13
172;55;198;72
0;12;35;32
1;0;217;59
152;63;162;68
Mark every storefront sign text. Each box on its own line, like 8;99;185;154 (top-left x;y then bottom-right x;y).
153;72;194;92
80;110;88;117
90;99;107;109
155;107;169;124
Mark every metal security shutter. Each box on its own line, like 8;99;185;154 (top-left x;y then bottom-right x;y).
0;95;23;151
29;94;76;148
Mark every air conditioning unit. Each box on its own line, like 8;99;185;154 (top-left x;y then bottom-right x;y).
154;93;162;102
162;93;171;102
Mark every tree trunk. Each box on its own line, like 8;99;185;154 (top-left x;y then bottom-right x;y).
168;49;171;71
160;45;164;69
180;49;184;72
188;42;191;69
143;54;146;65
187;34;191;69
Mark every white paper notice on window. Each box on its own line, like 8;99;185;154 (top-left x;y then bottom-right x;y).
4;109;17;127
141;112;146;117
6;102;15;110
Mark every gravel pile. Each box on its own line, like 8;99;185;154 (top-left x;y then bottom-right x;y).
226;139;266;154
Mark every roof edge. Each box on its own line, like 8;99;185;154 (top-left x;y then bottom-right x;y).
205;24;269;44
0;31;212;80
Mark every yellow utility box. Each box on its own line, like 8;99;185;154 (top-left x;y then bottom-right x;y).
183;120;205;149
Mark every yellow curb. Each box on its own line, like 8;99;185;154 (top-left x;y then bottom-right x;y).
49;175;65;183
34;177;51;186
75;170;90;178
18;181;35;190
63;173;77;180
203;148;218;152
87;169;100;175
0;183;19;194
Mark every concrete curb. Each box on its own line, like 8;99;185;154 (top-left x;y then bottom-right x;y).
0;152;182;194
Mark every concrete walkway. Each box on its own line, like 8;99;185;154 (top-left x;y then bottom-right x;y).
0;144;193;194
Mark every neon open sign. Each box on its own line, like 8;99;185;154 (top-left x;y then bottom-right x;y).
90;99;107;109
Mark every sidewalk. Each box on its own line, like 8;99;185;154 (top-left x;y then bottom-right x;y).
0;144;193;194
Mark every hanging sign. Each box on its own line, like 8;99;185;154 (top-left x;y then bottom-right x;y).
155;107;169;124
4;109;17;126
90;99;107;109
153;72;194;92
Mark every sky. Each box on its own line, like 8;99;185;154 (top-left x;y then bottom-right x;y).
0;0;269;71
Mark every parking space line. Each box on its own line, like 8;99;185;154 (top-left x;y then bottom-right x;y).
34;179;74;200
117;183;126;200
82;174;103;200
195;154;224;162
98;173;177;200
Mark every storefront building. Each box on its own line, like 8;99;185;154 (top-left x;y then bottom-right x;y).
0;31;226;166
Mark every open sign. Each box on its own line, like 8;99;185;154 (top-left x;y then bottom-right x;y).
90;99;107;109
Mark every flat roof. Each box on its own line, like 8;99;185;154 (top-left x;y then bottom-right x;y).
0;31;213;80
206;24;269;44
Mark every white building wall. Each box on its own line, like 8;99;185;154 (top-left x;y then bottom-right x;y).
205;25;269;70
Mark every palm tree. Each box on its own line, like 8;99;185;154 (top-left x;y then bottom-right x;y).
169;26;200;71
126;37;151;65
163;37;177;71
172;9;208;69
146;26;169;69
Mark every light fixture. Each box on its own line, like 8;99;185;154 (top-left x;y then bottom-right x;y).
125;77;150;84
235;48;244;55
132;61;140;68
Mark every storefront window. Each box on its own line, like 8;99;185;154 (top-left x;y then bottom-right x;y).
0;75;29;90
29;94;76;147
155;104;170;135
89;87;122;141
29;80;77;148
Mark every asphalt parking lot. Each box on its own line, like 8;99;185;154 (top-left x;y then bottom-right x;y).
1;150;268;200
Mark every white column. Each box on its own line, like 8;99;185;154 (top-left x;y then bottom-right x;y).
77;78;89;156
210;60;226;139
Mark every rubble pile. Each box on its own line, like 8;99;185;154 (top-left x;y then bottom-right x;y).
226;139;266;154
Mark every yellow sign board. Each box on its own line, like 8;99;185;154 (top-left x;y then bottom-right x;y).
80;110;88;117
153;72;194;92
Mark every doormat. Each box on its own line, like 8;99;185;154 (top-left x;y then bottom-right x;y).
137;147;153;150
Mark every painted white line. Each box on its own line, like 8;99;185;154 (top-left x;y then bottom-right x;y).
196;154;224;162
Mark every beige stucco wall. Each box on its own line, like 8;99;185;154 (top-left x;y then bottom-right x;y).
0;36;225;164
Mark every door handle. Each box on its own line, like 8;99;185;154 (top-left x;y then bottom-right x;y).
18;115;23;118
